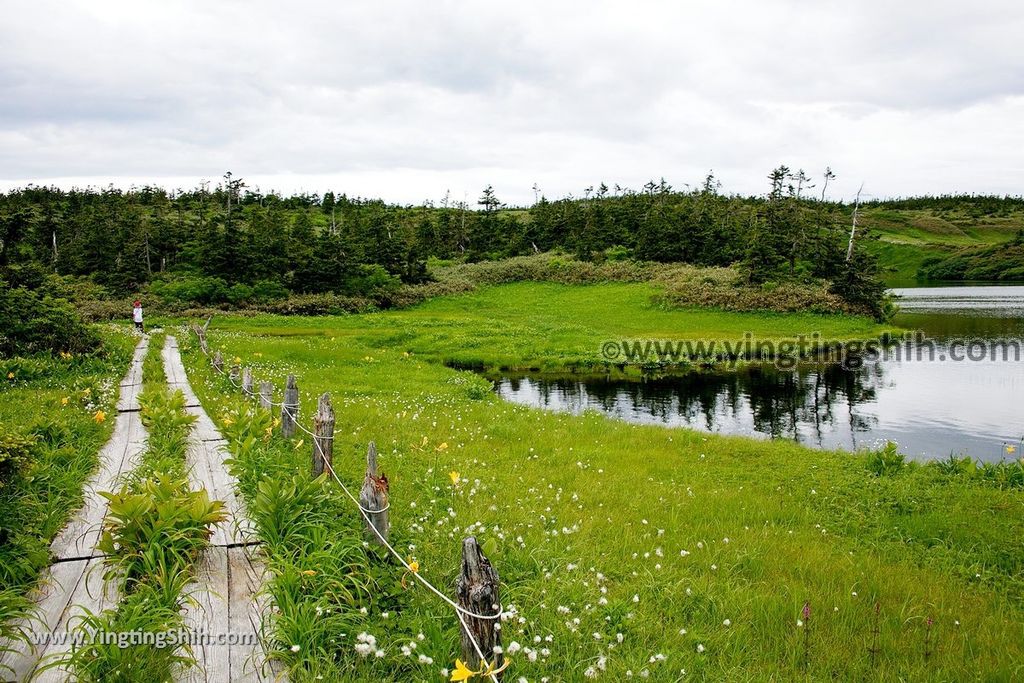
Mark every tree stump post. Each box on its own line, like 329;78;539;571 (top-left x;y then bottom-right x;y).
212;350;223;373
258;381;273;410
241;367;253;395
358;441;389;544
281;374;298;438
311;393;334;478
456;537;503;678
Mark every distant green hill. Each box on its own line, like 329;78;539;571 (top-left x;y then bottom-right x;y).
859;206;1024;284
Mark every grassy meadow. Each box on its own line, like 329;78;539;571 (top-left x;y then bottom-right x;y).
177;282;1024;681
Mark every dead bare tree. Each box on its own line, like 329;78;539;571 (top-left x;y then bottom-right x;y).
847;182;865;262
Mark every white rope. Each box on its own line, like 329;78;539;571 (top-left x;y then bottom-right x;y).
192;329;504;680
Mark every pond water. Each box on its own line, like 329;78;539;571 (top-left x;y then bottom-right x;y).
492;285;1024;461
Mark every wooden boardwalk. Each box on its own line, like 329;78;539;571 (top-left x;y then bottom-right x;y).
0;336;283;682
0;336;150;682
163;336;282;683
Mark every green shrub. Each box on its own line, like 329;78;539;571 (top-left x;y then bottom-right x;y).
346;263;402;296
252;279;289;302
604;245;632;261
227;282;254;305
932;454;976;477
254;292;376;316
866;442;907;476
148;273;230;306
97;475;226;582
0;280;101;356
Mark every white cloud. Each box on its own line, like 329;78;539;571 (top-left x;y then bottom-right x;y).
1;0;1022;204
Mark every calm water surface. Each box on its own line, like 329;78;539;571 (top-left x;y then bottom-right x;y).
493;285;1024;461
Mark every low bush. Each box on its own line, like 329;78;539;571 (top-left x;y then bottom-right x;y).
97;475;226;583
254;292;376;316
867;442;908;476
0;280;101;356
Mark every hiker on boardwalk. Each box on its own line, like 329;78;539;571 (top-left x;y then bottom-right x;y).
132;299;144;332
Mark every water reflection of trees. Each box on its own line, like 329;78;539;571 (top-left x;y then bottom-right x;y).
501;362;884;445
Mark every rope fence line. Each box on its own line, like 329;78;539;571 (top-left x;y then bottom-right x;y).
189;329;505;681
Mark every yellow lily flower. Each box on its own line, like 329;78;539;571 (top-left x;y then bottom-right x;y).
93;410;106;423
61;397;69;406
449;659;475;682
6;372;13;380
302;569;316;576
436;442;449;452
449;471;460;485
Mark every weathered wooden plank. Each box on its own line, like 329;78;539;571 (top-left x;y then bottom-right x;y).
227;546;273;682
34;558;121;683
0;559;88;681
178;546;231;683
163;336;284;681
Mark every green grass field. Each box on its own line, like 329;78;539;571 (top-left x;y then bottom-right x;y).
178;283;1024;681
215;281;895;372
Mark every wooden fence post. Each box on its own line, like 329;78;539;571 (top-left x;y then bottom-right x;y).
281;374;298;438
212;350;223;373
258;381;273;410
241;367;253;395
311;393;334;478
358;441;389;544
456;537;503;677
192;324;209;354
229;364;240;386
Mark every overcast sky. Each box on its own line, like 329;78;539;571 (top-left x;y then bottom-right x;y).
1;0;1022;205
